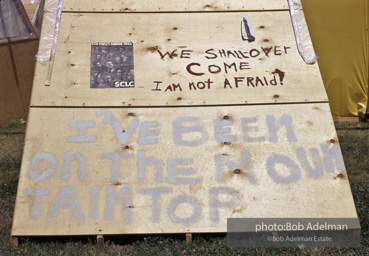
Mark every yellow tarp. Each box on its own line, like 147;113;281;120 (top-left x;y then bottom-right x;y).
302;0;369;117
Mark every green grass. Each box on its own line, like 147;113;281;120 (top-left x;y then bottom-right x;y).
0;114;27;134
0;118;368;255
336;122;369;184
0;116;26;247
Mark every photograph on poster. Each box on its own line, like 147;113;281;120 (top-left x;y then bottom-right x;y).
90;42;135;88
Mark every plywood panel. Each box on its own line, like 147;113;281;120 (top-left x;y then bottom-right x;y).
0;40;38;125
62;0;289;13
0;45;22;125
12;103;357;236
31;11;328;107
23;3;37;20
12;40;38;110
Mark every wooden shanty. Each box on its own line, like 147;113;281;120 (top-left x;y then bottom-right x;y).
11;0;359;245
0;0;39;125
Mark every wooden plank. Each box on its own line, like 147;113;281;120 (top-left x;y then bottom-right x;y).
97;235;104;247
0;40;38;125
62;0;289;13
0;45;21;125
12;40;38;108
21;0;39;4
23;4;38;20
186;233;192;245
31;11;328;107
12;103;357;236
10;236;18;247
333;117;360;123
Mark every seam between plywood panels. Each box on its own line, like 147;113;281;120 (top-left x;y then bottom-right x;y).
61;0;289;13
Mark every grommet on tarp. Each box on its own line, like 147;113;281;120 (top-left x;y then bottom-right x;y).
241;14;255;42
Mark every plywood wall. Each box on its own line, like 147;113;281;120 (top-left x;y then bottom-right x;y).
0;40;38;126
22;0;40;20
12;0;359;238
12;104;357;236
31;11;327;107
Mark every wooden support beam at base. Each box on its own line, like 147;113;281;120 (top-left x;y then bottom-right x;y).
97;235;104;247
10;236;18;247
186;233;192;245
333;117;360;123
